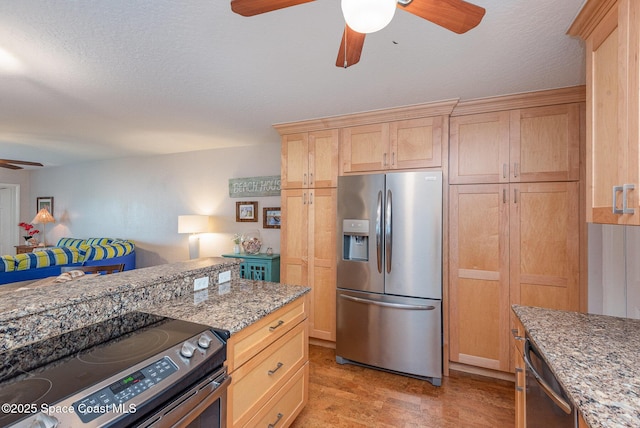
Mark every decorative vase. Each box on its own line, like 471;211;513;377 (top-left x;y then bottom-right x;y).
241;230;262;255
23;236;32;243
233;243;241;254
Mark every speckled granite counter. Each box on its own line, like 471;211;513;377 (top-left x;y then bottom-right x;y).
0;257;307;353
143;280;309;334
513;305;640;428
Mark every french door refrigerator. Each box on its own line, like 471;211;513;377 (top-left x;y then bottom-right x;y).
336;171;442;385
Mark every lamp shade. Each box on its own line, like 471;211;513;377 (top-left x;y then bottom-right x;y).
178;215;212;234
341;0;397;34
31;208;55;224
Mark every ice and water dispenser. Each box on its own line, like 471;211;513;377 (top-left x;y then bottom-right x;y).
342;219;369;261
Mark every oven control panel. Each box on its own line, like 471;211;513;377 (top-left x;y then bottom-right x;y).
72;357;178;423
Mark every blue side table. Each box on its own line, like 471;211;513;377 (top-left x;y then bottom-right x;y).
221;253;280;282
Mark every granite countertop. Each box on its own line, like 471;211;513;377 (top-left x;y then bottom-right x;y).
513;305;640;428
143;280;309;334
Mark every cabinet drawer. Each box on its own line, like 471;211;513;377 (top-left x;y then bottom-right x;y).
229;321;308;427
227;297;307;372
244;363;308;428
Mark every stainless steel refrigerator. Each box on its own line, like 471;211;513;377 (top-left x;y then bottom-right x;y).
336;171;442;385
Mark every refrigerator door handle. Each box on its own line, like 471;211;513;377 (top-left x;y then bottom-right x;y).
338;293;436;310
376;190;383;273
385;189;392;273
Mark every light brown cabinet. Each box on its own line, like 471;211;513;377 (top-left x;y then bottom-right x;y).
281;130;338;189
226;297;308;427
569;0;640;224
341;116;444;173
513;318;526;428
280;188;337;342
450;104;581;184
449;181;580;372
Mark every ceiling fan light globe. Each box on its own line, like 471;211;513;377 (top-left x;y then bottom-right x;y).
341;0;397;34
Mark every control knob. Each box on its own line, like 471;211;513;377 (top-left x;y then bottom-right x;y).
198;334;212;349
29;413;59;428
180;341;197;358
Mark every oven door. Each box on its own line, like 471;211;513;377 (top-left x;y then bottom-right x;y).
137;368;231;428
523;339;576;427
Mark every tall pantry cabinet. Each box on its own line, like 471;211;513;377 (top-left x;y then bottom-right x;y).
448;88;586;373
277;129;339;342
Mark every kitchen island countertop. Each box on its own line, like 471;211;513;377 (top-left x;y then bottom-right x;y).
513;305;640;428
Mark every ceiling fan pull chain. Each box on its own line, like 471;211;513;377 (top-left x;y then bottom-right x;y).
344;24;348;68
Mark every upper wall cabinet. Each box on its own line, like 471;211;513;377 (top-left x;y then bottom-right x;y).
340;116;444;173
449;103;582;184
281;130;339;189
569;0;640;224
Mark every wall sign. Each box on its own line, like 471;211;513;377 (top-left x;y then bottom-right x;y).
229;175;281;198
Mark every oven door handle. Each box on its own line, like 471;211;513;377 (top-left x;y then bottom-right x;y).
523;340;572;414
140;372;231;427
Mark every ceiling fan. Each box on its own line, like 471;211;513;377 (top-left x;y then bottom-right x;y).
0;159;44;170
230;0;485;68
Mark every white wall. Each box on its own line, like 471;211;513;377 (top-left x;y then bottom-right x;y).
0;169;31;251
588;223;640;319
27;143;282;267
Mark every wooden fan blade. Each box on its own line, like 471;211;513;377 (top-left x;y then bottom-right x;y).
400;0;485;34
0;159;44;167
231;0;314;16
336;26;366;68
0;163;22;170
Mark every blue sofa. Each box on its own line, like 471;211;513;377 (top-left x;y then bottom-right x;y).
0;238;135;285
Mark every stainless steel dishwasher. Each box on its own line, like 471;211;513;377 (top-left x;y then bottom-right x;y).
523;335;577;427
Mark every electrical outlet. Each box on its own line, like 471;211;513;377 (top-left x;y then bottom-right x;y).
193;276;209;291
218;270;231;283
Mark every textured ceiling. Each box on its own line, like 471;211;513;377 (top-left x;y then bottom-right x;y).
0;0;586;168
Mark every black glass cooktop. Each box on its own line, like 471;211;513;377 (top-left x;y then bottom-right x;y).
0;311;227;427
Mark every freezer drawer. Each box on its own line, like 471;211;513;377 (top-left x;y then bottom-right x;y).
336;289;442;383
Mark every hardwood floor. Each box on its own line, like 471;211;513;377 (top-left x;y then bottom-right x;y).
291;345;515;428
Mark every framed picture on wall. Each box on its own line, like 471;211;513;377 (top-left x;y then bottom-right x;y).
36;197;54;216
236;201;258;222
263;207;281;229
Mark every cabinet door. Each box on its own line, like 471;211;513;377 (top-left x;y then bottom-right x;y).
449;111;510;184
510;182;580;315
389;116;443;169
586;2;639;224
280;189;308;287
281;134;309;189
449;184;510;371
340;123;390;173
309;130;338;188
308;188;337;341
510;104;581;182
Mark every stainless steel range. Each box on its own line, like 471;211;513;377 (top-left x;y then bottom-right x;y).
0;311;230;428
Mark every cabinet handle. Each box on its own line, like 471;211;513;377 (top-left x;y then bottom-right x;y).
268;362;284;375
303;192;307;205
613;186;623;214
309;191;313;205
383;153;388;166
511;328;524;341
268;413;284;428
514;162;519;178
392;152;396;166
513;189;518;204
503;163;507;179
503;189;507;204
269;320;284;331
515;367;524;392
303;173;307;186
309;172;313;186
623;184;635;214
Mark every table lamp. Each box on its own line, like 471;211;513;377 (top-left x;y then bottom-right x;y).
178;215;212;259
31;208;55;246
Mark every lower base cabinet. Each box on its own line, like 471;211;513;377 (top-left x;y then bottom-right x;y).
226;297;309;427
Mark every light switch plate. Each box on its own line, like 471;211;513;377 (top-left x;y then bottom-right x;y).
193;276;209;291
218;270;231;283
